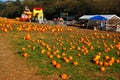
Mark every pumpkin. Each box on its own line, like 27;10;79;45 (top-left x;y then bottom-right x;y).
77;53;81;57
41;49;46;54
24;34;30;40
95;55;101;60
53;51;57;55
51;60;57;65
62;53;66;57
115;59;120;63
73;61;78;66
56;54;61;58
116;51;120;55
103;62;109;66
27;44;31;48
46;51;51;56
77;46;81;50
93;57;97;62
99;61;103;66
55;63;61;69
48;55;53;59
89;46;94;50
65;59;70;63
100;67;105;72
62;57;67;61
104;55;110;60
110;57;115;63
21;47;26;51
32;46;36;50
22;53;28;57
108;61;113;66
95;61;99;65
68;56;73;60
61;73;67;79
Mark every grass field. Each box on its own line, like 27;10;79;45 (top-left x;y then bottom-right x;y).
0;18;120;80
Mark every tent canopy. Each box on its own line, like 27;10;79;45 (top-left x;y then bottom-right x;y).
79;15;120;20
79;15;93;20
89;15;108;20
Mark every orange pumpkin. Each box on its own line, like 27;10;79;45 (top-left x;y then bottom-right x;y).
56;54;61;58
89;46;94;50
110;57;115;63
51;60;57;65
104;55;110;60
115;59;120;63
116;51;120;55
95;61;99;65
68;56;73;60
65;59;70;63
95;55;101;60
77;53;81;57
48;55;53;59
100;67;105;72
55;63;61;69
27;44;31;48
73;61;78;66
46;51;51;56
24;34;30;40
108;61;113;66
22;53;28;57
21;47;26;51
99;61;103;66
103;62;109;66
61;73;67;79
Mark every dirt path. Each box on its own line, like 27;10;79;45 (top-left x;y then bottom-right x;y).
0;37;42;80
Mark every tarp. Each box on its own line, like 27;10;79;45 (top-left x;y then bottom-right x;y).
89;15;108;20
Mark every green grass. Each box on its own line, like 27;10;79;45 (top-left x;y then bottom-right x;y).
13;31;120;80
0;19;120;80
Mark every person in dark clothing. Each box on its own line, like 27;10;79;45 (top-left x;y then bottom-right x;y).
34;13;39;23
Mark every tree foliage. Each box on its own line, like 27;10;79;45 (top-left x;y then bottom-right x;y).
0;0;120;19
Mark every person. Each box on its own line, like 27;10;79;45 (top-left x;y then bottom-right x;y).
93;26;97;30
34;13;39;23
100;21;104;30
72;19;75;25
59;17;64;25
43;18;48;24
24;6;30;12
53;18;57;25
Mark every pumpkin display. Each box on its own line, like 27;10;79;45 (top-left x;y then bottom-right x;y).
1;17;120;80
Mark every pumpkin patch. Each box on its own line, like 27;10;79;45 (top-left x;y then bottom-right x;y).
0;17;120;80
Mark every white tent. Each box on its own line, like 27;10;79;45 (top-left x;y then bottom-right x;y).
79;15;120;20
79;15;95;20
79;15;120;32
101;15;120;20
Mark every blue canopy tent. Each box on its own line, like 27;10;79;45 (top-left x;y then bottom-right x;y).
88;15;108;30
89;15;108;20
